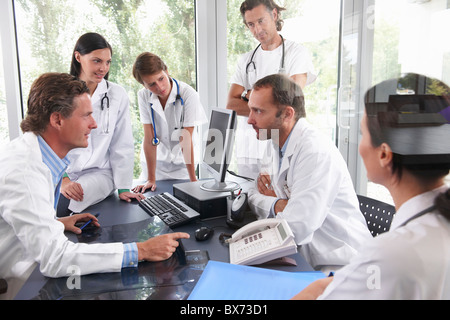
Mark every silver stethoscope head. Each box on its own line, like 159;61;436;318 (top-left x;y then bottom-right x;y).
152;137;160;146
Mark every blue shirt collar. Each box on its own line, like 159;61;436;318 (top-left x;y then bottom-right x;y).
278;129;293;169
37;135;70;187
37;135;70;209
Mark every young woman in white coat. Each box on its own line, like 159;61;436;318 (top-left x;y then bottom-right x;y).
293;73;450;300
60;33;144;214
131;52;207;193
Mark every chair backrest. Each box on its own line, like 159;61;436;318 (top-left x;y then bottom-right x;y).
0;278;7;294
357;195;396;237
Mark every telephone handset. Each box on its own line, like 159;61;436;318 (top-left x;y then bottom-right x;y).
227;218;298;265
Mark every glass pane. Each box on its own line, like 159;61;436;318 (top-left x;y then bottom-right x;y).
366;0;450;204
227;0;341;141
0;39;9;144
14;0;196;178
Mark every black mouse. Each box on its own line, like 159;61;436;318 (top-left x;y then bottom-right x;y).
195;227;214;241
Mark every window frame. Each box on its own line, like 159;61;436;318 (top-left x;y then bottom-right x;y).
0;0;22;141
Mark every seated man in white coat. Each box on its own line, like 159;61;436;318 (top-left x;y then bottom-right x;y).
0;73;189;299
247;74;371;272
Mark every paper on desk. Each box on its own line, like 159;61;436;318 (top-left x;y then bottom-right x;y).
188;260;325;300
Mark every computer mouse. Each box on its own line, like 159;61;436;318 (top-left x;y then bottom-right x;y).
195;227;214;241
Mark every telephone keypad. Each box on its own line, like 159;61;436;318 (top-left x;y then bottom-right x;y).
235;229;280;259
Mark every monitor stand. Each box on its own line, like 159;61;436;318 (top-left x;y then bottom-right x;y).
200;180;240;192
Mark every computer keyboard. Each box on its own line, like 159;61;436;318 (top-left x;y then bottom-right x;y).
139;192;200;228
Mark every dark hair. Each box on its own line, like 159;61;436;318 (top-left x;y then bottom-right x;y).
253;74;306;120
434;189;450;221
364;73;450;221
240;0;286;31
132;52;168;85
70;33;113;79
20;73;90;134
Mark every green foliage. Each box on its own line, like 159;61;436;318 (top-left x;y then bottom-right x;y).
16;0;196;179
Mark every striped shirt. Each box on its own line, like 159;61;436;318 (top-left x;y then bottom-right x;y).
37;135;138;268
37;135;70;210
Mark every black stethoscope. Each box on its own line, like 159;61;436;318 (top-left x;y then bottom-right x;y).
246;35;286;74
150;78;184;146
100;80;110;134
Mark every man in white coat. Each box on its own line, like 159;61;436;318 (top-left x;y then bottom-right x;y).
227;0;316;181
0;73;189;299
247;74;371;272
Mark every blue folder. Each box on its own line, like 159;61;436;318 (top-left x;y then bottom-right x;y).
188;260;325;300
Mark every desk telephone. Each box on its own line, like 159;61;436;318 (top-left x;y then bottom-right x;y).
227;218;297;265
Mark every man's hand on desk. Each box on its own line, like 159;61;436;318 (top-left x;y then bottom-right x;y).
137;232;190;262
58;213;100;234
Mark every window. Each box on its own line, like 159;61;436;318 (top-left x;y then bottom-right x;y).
0;40;8;145
226;0;342;174
14;0;196;178
227;0;341;141
341;0;450;204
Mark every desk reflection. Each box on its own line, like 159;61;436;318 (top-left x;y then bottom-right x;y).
32;217;209;300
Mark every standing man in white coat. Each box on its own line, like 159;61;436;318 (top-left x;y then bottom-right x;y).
60;33;144;215
247;74;371;272
227;0;316;181
0;73;189;299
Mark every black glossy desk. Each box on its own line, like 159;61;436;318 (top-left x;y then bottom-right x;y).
15;179;313;300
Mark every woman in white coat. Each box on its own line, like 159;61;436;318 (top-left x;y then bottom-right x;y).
60;33;144;214
294;73;450;300
131;52;207;193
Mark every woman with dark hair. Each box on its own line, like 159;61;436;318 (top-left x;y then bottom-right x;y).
293;73;450;299
60;33;144;215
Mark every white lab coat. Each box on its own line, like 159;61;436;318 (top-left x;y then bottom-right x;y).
66;79;134;212
137;79;207;180
248;119;372;270
0;132;123;299
231;38;317;180
319;185;450;299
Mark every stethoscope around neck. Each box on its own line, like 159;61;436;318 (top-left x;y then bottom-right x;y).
246;34;286;75
100;80;110;134
150;78;184;146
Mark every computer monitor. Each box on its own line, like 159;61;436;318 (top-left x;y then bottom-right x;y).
201;107;239;192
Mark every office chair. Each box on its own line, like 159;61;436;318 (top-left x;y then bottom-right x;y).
0;278;7;294
357;195;396;237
